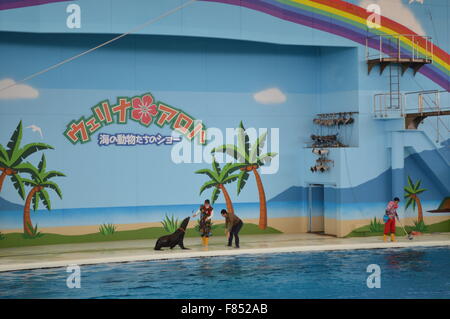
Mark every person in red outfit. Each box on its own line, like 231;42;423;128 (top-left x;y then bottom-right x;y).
384;197;400;242
192;199;214;247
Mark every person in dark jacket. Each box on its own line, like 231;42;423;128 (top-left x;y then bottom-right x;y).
221;209;243;248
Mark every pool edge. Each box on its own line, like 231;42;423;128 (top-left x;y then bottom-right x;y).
0;240;449;272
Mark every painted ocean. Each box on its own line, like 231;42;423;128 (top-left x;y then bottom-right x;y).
1;199;445;230
0;201;306;230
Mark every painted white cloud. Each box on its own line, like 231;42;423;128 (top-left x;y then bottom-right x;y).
409;0;424;4
0;78;39;99
253;88;287;105
360;0;426;35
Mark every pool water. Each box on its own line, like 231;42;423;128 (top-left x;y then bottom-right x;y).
0;247;449;299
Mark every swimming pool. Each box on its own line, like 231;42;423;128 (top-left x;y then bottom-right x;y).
0;246;449;299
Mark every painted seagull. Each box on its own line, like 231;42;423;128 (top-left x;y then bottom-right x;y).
26;124;43;138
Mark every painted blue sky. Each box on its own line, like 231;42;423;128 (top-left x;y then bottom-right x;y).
0;0;448;211
0;34;321;209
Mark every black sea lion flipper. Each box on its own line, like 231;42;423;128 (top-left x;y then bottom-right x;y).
154;239;161;250
179;242;189;249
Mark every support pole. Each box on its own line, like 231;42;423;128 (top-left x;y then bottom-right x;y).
391;132;405;201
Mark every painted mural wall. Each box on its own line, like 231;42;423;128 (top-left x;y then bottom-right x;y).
0;0;449;245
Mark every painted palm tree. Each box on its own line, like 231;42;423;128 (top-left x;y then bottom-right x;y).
0;121;53;198
195;157;244;213
211;121;278;229
404;176;427;223
19;154;65;236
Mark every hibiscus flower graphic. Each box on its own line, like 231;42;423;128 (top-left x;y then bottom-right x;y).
131;94;158;126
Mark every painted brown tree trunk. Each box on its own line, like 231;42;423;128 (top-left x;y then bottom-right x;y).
219;184;234;214
0;169;7;192
414;195;423;222
0;168;15;193
252;167;267;230
23;186;40;235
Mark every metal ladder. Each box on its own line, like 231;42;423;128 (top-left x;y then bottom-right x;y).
388;63;401;109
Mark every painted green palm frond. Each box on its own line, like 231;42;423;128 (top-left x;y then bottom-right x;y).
10;143;54;167
244;128;250;159
405;197;413;210
212;157;221;176
10;173;25;200
257;152;278;166
15;162;41;181
0;157;8;168
32;191;40;211
236;171;250;195
212;144;247;163
236;124;246;159
249;130;268;163
211;187;221;204
404;185;414;194
222;174;240;185
0;144;9;162
407;176;414;188
404;177;427;197
37;154;46;173
195;168;219;182
414;179;421;190
411;198;417;211
218;163;233;180
41;181;63;199
22;178;38;187
43;170;66;181
407;175;413;187
199;180;218;195
218;162;246;181
405;196;417;211
40;189;52;211
237;121;250;160
6;121;23;160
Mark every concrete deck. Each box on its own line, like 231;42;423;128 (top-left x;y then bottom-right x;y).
0;233;449;272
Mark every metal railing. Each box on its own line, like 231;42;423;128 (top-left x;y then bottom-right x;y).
374;90;448;118
404;90;443;113
405;90;449;143
373;90;450;143
422;117;449;143
366;34;434;62
373;92;405;117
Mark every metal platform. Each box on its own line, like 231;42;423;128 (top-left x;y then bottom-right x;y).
368;57;432;75
366;34;434;76
405;109;450;129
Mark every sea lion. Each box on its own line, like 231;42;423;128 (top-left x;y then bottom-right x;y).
154;217;190;250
